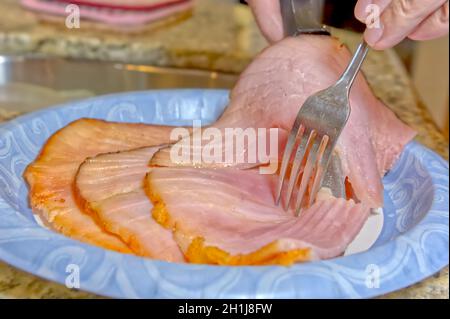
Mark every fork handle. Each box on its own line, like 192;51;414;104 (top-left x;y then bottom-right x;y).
337;41;370;92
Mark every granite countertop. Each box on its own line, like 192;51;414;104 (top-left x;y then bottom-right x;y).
0;0;448;299
0;0;266;73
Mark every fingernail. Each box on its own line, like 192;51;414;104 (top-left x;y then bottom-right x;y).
365;23;384;46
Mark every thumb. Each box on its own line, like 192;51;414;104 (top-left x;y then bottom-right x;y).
247;0;284;43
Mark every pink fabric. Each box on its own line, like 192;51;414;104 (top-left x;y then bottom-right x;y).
21;0;193;26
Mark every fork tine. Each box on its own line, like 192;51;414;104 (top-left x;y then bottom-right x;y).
307;136;330;207
284;129;315;211
294;138;321;216
275;122;305;205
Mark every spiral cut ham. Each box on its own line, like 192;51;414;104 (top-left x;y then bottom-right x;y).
25;35;415;265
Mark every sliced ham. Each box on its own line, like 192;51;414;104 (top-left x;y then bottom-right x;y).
26;35;415;264
24;118;176;252
55;0;189;11
146;167;371;265
75;147;184;262
21;0;193;27
144;35;415;265
151;35;416;208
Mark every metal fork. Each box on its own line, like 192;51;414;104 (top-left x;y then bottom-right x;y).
275;40;369;215
275;0;370;215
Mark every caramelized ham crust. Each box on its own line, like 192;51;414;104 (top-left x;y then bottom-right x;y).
24;118;176;252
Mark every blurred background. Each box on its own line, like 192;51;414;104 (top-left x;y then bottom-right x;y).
0;0;448;139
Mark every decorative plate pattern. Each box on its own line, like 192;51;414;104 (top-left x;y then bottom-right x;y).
0;90;448;299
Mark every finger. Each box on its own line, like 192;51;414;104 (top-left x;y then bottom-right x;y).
355;0;373;22
354;0;391;23
409;2;449;40
365;0;448;49
247;0;283;43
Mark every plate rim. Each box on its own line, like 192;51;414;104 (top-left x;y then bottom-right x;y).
0;89;448;299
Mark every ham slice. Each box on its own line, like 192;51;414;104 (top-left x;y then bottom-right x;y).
21;0;193;27
24;118;176;252
55;0;189;11
75;147;184;262
145;167;371;265
151;35;416;208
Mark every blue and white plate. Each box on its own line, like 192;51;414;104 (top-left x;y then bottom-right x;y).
0;90;448;299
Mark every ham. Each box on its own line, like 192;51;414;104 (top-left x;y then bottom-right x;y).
75;147;184;262
145;167;371;265
144;35;415;265
26;35;415;265
24;118;176;252
21;0;193;27
151;35;416;208
55;0;189;11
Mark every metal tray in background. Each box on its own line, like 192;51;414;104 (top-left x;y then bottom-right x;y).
0;55;238;113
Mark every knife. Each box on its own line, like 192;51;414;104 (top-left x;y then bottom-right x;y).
279;0;330;37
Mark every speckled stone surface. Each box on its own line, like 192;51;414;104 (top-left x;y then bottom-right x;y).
0;0;266;73
0;0;448;299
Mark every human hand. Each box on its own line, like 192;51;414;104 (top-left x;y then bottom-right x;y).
246;0;284;43
247;0;449;49
355;0;449;49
